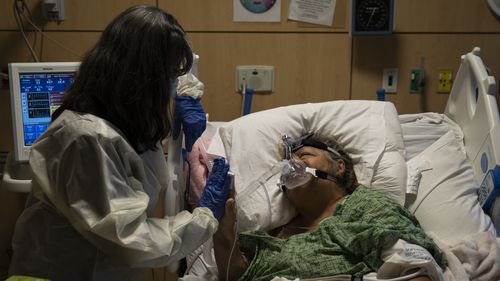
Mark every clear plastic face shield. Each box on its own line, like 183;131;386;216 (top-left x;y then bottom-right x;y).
278;133;347;190
169;78;179;97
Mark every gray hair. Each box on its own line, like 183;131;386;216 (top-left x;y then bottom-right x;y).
311;134;358;194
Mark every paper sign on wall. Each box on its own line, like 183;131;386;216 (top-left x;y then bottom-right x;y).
234;0;281;22
288;0;336;26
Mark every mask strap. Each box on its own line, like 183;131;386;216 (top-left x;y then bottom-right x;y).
305;167;338;183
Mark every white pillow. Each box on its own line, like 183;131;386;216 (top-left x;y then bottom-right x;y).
219;101;407;231
405;130;496;240
399;113;464;161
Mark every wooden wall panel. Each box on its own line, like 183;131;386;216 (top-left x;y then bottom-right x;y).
0;31;42;65
43;0;156;31
39;32;100;61
351;34;500;114
0;31;43;152
188;33;351;121
0;89;13;152
395;0;500;32
0;0;41;30
2;1;154;32
159;0;348;32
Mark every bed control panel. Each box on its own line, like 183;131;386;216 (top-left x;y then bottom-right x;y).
478;167;500;235
478;167;500;208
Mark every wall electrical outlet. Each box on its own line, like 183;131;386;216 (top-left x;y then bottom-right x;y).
438;69;453;93
382;68;398;93
42;0;65;21
235;65;274;93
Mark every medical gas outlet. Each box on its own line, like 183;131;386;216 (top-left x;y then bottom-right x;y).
236;66;274;93
410;69;425;93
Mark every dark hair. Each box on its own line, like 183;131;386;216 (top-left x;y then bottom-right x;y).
53;5;193;152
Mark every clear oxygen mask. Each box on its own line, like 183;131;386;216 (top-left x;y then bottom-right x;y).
278;158;314;190
279;133;341;190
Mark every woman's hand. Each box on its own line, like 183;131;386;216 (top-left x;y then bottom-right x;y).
198;157;231;221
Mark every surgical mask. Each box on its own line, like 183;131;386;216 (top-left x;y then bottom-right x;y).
169;78;179;97
278;158;338;190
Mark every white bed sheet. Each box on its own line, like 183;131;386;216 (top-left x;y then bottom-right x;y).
399;113;463;161
402;119;496;238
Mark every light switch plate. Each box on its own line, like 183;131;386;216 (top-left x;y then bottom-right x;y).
382;68;398;93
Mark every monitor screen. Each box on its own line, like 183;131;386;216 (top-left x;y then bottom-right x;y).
9;62;80;161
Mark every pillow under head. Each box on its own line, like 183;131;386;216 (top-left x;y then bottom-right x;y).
219;101;406;231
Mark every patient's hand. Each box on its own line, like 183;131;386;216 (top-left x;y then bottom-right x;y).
213;198;247;281
216;198;237;241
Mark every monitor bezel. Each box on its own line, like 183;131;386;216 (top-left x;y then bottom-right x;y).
8;62;80;162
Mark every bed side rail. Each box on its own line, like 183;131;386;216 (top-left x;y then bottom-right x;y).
444;47;500;235
444;47;500;184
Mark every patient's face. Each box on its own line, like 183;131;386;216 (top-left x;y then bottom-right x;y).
293;146;336;176
285;146;336;198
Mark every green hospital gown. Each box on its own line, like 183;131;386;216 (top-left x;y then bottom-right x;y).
237;185;447;281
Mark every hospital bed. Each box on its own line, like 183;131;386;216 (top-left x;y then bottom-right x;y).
165;47;500;280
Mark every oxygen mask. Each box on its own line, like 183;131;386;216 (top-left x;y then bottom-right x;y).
278;133;341;190
278;158;314;190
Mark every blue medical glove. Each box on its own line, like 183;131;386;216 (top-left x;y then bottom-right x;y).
198;157;231;221
172;96;207;152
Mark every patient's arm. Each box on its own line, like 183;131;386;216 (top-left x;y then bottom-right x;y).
213;198;247;281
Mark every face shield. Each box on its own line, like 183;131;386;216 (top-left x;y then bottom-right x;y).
169;78;179;97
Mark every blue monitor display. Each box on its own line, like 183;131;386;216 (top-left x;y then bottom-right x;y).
19;72;75;146
9;62;80;161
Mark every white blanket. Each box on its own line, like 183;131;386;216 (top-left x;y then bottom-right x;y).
430;231;500;281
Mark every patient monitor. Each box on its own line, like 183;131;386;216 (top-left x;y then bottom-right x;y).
2;62;79;192
9;62;80;161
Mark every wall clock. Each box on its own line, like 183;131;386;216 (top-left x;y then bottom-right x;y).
351;0;394;36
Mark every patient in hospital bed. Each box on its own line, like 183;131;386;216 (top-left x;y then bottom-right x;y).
213;133;446;281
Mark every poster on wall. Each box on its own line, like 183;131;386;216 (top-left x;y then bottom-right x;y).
234;0;281;22
288;0;336;26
